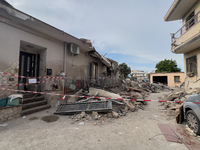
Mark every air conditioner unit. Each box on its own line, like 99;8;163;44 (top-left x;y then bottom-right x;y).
68;44;80;55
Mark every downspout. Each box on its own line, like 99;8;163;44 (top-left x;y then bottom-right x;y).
63;42;67;75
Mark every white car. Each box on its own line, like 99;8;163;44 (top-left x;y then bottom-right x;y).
183;94;200;135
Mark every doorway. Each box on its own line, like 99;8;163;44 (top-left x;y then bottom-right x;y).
18;51;40;90
153;76;168;85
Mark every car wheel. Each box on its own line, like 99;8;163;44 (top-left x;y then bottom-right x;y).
186;110;200;135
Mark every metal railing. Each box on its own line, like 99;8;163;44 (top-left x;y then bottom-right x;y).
171;11;200;44
64;77;121;94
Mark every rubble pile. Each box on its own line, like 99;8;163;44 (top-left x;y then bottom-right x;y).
118;80;172;99
57;80;173;123
158;87;200;123
64;87;136;122
160;87;200;105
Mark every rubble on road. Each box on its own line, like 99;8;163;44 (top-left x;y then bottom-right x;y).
55;80;173;123
159;87;200;123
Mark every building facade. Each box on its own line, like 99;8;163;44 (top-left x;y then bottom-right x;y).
132;70;147;82
150;72;185;87
0;0;120;122
165;0;200;90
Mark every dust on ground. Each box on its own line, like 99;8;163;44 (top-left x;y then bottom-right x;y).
0;92;189;150
29;117;39;121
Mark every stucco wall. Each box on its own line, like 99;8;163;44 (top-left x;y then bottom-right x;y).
184;48;200;90
150;72;185;87
182;1;200;24
0;21;109;99
0;21;64;74
65;52;107;80
175;1;200;46
0;21;64;97
0;21;108;78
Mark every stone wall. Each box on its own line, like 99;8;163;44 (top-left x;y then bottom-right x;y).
0;60;19;99
0;105;22;123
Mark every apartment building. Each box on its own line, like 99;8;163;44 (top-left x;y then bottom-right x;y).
164;0;200;89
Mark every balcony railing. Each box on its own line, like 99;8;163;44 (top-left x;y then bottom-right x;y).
171;11;200;45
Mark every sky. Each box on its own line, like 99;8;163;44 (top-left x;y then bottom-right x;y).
6;0;184;73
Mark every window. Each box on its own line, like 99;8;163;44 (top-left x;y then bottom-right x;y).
107;67;111;77
186;11;195;30
89;62;98;79
174;76;180;83
186;55;197;76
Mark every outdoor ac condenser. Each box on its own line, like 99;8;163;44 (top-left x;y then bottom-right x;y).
68;43;80;55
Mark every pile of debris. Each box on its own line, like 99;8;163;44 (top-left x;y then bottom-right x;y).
121;80;172;93
117;80;173;100
55;80;172;122
55;87;137;122
158;87;200;123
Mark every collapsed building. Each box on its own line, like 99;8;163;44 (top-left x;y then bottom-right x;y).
0;0;120;122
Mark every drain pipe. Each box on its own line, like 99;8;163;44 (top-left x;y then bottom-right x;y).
63;42;67;75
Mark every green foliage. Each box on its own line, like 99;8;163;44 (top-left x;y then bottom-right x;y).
148;74;150;79
155;59;181;73
119;63;131;79
130;73;134;81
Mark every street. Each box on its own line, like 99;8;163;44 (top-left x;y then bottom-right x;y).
0;92;189;150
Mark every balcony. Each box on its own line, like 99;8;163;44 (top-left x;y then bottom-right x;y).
171;11;200;53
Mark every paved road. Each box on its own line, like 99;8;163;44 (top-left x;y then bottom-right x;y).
0;92;188;150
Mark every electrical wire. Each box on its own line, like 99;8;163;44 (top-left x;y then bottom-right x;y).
148;119;189;148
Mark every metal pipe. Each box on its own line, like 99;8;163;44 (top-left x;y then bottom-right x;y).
63;42;67;75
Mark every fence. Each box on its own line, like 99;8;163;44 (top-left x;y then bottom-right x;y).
0;71;121;95
64;77;122;94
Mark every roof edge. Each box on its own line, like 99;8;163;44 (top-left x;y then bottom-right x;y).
164;0;182;21
150;72;185;74
0;1;91;50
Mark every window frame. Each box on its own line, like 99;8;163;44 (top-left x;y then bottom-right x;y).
174;76;180;83
186;55;197;76
186;11;195;30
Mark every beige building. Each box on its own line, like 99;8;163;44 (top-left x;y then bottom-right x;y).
0;0;120;121
165;0;200;90
150;72;185;87
132;70;147;81
0;1;120;96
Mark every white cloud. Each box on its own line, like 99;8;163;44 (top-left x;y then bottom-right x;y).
6;0;183;72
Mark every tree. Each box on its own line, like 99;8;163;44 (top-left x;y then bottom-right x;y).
119;63;131;79
155;59;181;73
130;73;134;81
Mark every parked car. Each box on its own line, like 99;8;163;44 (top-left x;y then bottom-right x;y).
183;94;200;135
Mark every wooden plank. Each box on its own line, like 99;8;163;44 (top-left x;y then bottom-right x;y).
123;100;135;112
175;104;183;124
128;87;142;93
